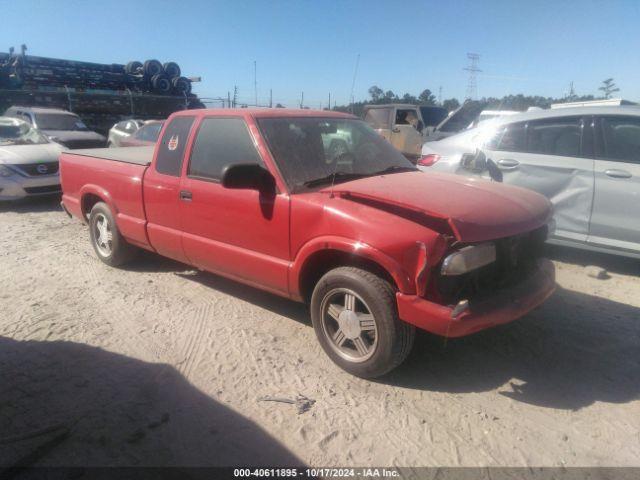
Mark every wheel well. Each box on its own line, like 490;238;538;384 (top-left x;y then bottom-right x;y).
81;193;104;221
298;250;397;304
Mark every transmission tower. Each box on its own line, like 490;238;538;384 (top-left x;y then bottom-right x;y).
463;53;481;100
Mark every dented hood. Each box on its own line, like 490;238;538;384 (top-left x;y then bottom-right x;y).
325;171;552;243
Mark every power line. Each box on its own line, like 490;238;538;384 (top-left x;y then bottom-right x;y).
463;53;481;100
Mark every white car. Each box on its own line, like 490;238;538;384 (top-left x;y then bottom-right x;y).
107;119;145;147
419;105;640;258
0;117;65;200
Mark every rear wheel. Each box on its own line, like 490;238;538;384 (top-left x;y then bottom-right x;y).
310;267;415;378
89;202;136;267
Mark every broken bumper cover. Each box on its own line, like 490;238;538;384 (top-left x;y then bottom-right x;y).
396;259;555;337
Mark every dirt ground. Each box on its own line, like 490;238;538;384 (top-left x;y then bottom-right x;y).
1;196;639;468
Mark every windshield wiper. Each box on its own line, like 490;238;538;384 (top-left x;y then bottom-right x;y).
303;172;369;188
372;165;417;175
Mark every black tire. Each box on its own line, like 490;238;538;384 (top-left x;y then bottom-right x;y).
171;76;192;95
310;266;415;378
125;61;143;75
163;61;181;78
151;74;171;94
88;202;137;267
143;59;163;77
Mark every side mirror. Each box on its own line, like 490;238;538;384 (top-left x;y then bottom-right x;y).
221;163;275;193
416;120;424;133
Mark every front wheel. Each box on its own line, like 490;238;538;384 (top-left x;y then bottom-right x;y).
310;267;415;378
89;202;136;267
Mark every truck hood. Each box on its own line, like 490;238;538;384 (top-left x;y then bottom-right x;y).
324;171;552;243
0;143;64;165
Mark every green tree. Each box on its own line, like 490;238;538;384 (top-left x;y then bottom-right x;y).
442;98;460;111
598;78;620;99
418;89;436;105
368;85;384;102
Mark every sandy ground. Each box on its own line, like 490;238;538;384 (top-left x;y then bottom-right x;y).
1;196;639;469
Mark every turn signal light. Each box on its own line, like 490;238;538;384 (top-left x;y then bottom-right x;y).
417;154;440;166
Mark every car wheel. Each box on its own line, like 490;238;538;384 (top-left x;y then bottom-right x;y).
143;59;163;77
310;266;415;378
89;202;137;267
163;62;181;78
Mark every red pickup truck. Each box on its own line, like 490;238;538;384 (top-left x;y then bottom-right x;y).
60;109;555;378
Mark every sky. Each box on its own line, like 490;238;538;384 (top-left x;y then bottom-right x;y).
3;0;640;108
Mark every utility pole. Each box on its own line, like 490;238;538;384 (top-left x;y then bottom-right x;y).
463;53;481;100
227;91;231;108
254;61;258;107
438;86;442;105
232;86;238;108
328;92;331;110
300;91;304;109
349;53;360;114
269;89;273;108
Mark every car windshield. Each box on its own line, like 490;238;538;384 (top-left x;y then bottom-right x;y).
258;117;416;191
0;121;50;146
35;113;89;131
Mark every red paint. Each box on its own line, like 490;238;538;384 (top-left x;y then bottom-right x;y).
60;108;555;338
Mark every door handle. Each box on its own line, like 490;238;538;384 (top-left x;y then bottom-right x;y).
604;169;632;179
497;158;520;169
179;190;192;201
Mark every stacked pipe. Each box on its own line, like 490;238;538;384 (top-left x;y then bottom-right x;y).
0;52;192;95
0;50;204;135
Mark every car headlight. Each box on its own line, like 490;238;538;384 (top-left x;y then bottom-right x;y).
441;243;496;276
0;165;14;177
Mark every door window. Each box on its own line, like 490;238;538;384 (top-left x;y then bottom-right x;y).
155;116;195;176
526;117;582;157
363;108;391;129
596;116;640;164
487;122;526;152
188;118;262;181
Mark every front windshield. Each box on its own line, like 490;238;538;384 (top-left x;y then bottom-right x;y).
0;121;50;146
258;117;416;191
35;113;89;131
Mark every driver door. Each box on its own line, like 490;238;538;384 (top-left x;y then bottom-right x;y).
179;116;291;295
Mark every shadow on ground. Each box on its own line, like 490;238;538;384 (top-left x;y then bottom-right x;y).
0;195;62;214
0;337;302;471
383;286;640;410
544;244;640;276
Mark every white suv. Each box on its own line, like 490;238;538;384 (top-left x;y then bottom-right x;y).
420;106;640;258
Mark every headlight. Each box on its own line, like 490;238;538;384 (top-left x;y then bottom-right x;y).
441;243;496;276
0;165;14;177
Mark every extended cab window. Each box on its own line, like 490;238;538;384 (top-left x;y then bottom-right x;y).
155;116;194;176
527;117;581;157
596;116;640;164
188;117;262;180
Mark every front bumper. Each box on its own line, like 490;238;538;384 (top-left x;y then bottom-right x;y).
0;174;61;200
396;259;555;337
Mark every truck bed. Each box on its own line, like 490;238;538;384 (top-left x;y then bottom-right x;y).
67;146;154;166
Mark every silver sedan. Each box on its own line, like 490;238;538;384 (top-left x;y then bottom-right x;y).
0;117;65;200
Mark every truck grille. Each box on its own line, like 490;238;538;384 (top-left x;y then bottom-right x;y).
434;226;547;306
13;162;59;176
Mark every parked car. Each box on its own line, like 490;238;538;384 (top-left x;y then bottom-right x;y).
4;106;106;149
119;120;164;147
420;105;640;258
363;102;484;159
0;116;65;200
107;119;145;147
60;108;555;378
